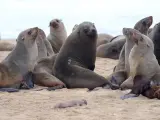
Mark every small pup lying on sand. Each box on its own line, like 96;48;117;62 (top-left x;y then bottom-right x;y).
54;99;87;109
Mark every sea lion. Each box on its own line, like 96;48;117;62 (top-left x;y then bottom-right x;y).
53;21;119;90
108;16;153;86
54;99;87;109
0;41;15;51
47;19;67;53
96;35;125;59
36;28;54;60
0;27;39;92
148;22;160;65
120;27;160;90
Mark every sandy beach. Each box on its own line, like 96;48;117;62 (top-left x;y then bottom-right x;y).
0;40;160;120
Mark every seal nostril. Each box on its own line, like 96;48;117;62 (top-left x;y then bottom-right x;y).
91;29;96;33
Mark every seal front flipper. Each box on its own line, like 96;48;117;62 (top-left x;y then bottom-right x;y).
47;85;66;91
20;72;34;89
0;88;19;92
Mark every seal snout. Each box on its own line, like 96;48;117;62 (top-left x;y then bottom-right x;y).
49;19;60;28
31;27;39;39
147;16;153;26
122;28;129;35
87;28;97;38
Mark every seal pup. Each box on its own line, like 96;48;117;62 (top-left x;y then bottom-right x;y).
0;27;39;92
120;28;160;90
96;35;125;59
148;22;160;65
47;19;67;53
109;16;153;86
121;75;160;100
54;99;87;109
53;21;119;90
36;28;54;60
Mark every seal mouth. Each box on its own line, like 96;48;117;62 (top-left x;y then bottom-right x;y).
123;28;130;36
50;22;59;28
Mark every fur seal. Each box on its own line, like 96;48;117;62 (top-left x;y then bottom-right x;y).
148;22;160;65
53;21;119;90
108;16;153;86
54;99;87;109
0;27;39;92
72;24;113;47
36;28;54;60
96;35;125;59
120;28;160;90
0;41;15;51
47;19;67;53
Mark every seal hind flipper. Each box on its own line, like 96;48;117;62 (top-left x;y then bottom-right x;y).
62;65;119;90
0;88;19;92
32;72;65;88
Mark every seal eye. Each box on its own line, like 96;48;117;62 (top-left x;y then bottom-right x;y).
56;19;59;23
28;30;32;35
142;21;146;26
112;49;117;53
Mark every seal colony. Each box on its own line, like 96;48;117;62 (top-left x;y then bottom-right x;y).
1;15;160;106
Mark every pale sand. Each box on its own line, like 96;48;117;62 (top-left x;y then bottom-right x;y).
0;41;160;120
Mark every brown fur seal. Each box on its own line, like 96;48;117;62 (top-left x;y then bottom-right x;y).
54;99;87;109
0;41;15;51
72;24;113;47
36;28;54;60
108;16;153;86
0;27;39;92
120;28;160;90
47;19;67;53
53;21;119;90
148;23;160;65
96;35;125;59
